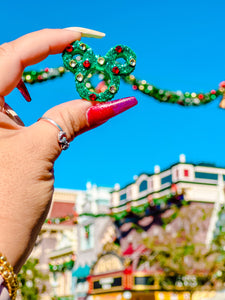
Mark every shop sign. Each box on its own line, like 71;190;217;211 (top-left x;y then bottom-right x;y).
93;276;123;292
133;274;158;290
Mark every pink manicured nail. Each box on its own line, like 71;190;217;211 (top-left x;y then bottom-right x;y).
87;97;138;126
16;79;31;102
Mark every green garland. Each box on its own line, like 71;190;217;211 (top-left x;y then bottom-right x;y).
45;193;185;224
45;213;77;225
22;66;225;106
124;74;222;106
49;259;75;273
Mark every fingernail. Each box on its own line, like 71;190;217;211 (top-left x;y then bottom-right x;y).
87;97;138;126
16;79;31;102
4;103;25;126
64;27;105;39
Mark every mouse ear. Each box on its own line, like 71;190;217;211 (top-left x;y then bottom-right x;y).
105;45;136;76
62;41;94;73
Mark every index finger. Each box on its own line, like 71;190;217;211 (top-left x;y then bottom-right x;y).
0;28;82;96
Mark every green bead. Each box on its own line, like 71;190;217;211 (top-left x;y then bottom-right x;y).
62;41;136;102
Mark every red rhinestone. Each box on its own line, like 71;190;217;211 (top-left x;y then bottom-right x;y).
210;90;216;94
83;60;91;69
89;93;97;101
132;85;138;90
220;81;225;88
44;68;49;72
198;94;204;100
65;45;73;52
37;75;43;81
112;66;120;74
115;46;123;53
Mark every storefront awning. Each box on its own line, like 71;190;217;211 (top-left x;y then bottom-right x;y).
72;265;90;278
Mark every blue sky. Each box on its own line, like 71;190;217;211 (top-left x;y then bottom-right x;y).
1;0;225;190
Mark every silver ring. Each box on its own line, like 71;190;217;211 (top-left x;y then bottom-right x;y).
38;117;70;150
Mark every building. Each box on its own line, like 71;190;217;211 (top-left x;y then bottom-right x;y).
29;154;225;300
31;188;84;299
87;155;225;300
72;182;113;300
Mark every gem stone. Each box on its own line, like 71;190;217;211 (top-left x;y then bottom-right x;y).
89;93;97;101
69;60;77;68
109;85;117;94
115;46;123;53
80;43;86;51
112;66;120;74
76;73;84;82
97;57;105;65
65;45;73;52
129;58;136;67
83;60;91;69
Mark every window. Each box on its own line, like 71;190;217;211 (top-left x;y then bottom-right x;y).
139;180;148;192
184;169;189;177
80;224;94;250
195;172;218;180
120;193;127;201
161;174;172;185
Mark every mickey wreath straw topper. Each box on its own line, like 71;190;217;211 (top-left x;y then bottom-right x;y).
62;41;136;102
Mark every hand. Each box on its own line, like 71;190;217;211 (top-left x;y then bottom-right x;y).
0;28;137;273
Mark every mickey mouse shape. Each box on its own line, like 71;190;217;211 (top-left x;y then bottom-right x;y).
62;41;136;102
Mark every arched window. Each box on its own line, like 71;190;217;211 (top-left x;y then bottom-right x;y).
139;180;148;192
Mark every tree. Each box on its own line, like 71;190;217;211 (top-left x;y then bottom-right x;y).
140;203;222;290
18;258;48;300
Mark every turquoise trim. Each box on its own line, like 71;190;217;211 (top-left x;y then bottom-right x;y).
72;265;90;278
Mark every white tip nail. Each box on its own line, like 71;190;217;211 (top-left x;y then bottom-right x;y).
65;27;106;39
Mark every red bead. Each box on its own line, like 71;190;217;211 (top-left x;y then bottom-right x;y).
83;60;91;69
37;75;43;81
44;68;49;72
210;90;216;94
115;46;123;53
220;81;225;88
198;94;204;100
89;93;97;101
65;45;73;52
132;85;138;90
112;66;120;74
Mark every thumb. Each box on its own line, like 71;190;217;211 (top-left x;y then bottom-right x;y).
29;97;137;161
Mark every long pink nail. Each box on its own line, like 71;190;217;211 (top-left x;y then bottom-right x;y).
16;79;31;102
87;97;138;126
